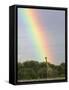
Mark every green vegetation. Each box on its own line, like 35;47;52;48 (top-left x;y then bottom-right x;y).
18;61;65;80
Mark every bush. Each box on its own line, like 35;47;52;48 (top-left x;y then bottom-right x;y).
18;61;65;80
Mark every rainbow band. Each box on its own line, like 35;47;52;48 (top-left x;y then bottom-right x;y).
18;8;54;63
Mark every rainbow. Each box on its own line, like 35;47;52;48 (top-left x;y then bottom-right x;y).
18;8;54;63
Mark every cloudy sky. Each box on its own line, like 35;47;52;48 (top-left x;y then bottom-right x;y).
18;8;65;65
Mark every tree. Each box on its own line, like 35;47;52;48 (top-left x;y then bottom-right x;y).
38;67;47;79
18;61;65;80
23;60;40;73
18;63;24;80
22;68;37;80
57;63;65;77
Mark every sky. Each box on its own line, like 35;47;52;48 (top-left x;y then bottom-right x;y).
18;8;65;65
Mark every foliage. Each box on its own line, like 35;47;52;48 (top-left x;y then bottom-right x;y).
18;61;65;80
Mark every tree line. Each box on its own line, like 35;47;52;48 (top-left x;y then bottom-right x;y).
18;60;65;80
